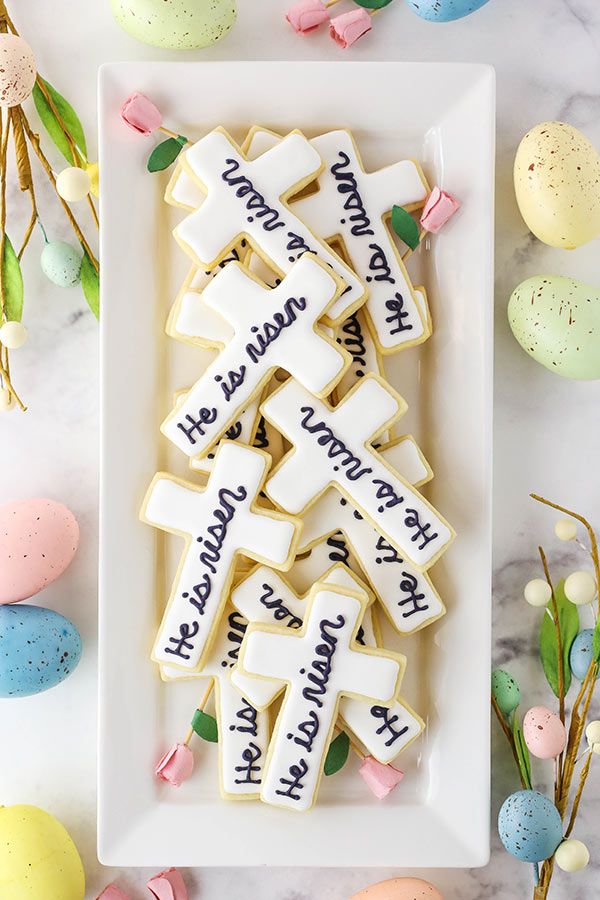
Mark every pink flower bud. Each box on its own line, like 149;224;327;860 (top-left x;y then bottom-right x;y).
420;187;461;233
96;886;131;900
120;92;162;136
155;742;194;787
329;8;372;48
286;0;330;33
358;756;404;799
147;868;189;900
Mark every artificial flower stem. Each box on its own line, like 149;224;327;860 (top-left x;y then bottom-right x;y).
34;76;87;166
158;125;188;144
491;696;527;789
20;111;99;273
184;681;214;746
538;545;565;724
564;750;592;839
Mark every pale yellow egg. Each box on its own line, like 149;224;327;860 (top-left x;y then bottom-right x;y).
514;121;600;249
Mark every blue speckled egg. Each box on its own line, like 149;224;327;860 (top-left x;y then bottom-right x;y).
569;629;596;681
0;604;82;698
40;241;82;288
498;790;563;863
405;0;491;22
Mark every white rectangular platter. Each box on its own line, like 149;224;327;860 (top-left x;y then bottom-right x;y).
98;61;494;868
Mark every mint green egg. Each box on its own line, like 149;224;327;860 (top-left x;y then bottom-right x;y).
41;241;82;288
110;0;237;49
492;669;521;716
508;275;600;380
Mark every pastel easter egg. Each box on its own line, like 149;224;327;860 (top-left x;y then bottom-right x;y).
0;34;36;108
491;668;520;716
0;498;79;603
569;629;595;681
523;706;567;759
0;805;85;900
514;122;600;249
498;790;563;863
350;876;442;900
404;0;490;22
0;604;82;697
508;275;600;380
40;241;82;288
109;0;237;49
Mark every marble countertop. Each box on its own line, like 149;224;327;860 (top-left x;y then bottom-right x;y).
1;0;600;897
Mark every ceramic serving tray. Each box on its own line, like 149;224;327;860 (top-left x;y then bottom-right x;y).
98;60;495;867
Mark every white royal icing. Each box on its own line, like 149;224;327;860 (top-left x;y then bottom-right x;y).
141;442;298;671
334;306;384;401
262;375;454;569
189;397;260;478
286;534;362;595
299;489;445;634
166;160;206;211
161;605;270;798
174;128;366;323
162;255;349;459
246;128;429;352
237;585;403;811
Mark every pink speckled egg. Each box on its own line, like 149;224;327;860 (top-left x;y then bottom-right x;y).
523;706;567;760
350;877;443;900
0;34;36;108
0;498;79;604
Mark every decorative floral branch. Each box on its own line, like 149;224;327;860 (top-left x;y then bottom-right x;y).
493;494;600;899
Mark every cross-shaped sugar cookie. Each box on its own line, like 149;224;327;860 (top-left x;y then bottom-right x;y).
161;254;350;459
173;127;366;324
140;442;300;671
244;127;430;353
261;375;455;569
236;584;404;811
161;605;270;799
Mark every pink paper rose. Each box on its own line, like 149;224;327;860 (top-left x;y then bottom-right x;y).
155;742;194;787
358;756;404;799
96;885;131;900
420;187;461;233
286;0;330;33
120;92;162;136
147;867;189;900
330;8;372;48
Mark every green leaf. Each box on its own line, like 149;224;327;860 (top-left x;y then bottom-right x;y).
353;0;394;7
324;731;350;776
80;253;99;320
593;618;600;663
32;78;87;165
2;236;24;322
539;579;579;698
512;714;532;790
147;136;187;173
191;709;218;743
391;205;420;250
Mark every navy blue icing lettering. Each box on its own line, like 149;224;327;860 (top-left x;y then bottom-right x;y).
338;313;367;375
287;709;319;753
176;407;218;446
229;698;259;736
259;583;303;629
367;243;395;285
220;610;247;668
164;622;200;660
404;508;439;550
234;740;263;785
275;758;309;800
330;151;374;237
245;296;308;364
299;406;373;482
326;532;350;565
221;158;285;232
373;479;404;513
397;572;429;618
253;416;269;450
370;705;410;747
385;293;413;335
301;615;345;709
215;366;247;402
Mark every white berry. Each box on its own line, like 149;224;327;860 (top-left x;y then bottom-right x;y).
555;518;577;541
554;838;590;872
564;571;596;606
56;166;91;202
524;578;552;607
0;386;15;411
0;320;28;349
585;721;600;749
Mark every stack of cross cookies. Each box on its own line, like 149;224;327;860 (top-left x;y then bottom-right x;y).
141;125;456;813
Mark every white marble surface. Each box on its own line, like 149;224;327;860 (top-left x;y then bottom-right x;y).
1;0;600;897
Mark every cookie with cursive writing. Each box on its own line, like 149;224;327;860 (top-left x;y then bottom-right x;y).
162;254;351;460
161;604;270;799
245;127;430;354
140;442;301;672
165;157;205;211
173;127;367;325
286;533;362;595
236;583;404;811
261;375;455;569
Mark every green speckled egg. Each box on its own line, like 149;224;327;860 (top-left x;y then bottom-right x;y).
110;0;237;50
41;241;82;288
508;275;600;380
492;668;521;716
514;122;600;249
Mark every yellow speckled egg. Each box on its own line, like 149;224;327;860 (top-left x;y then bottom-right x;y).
508;274;600;379
351;877;443;900
110;0;237;49
0;805;85;900
0;34;36;108
514;121;600;249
